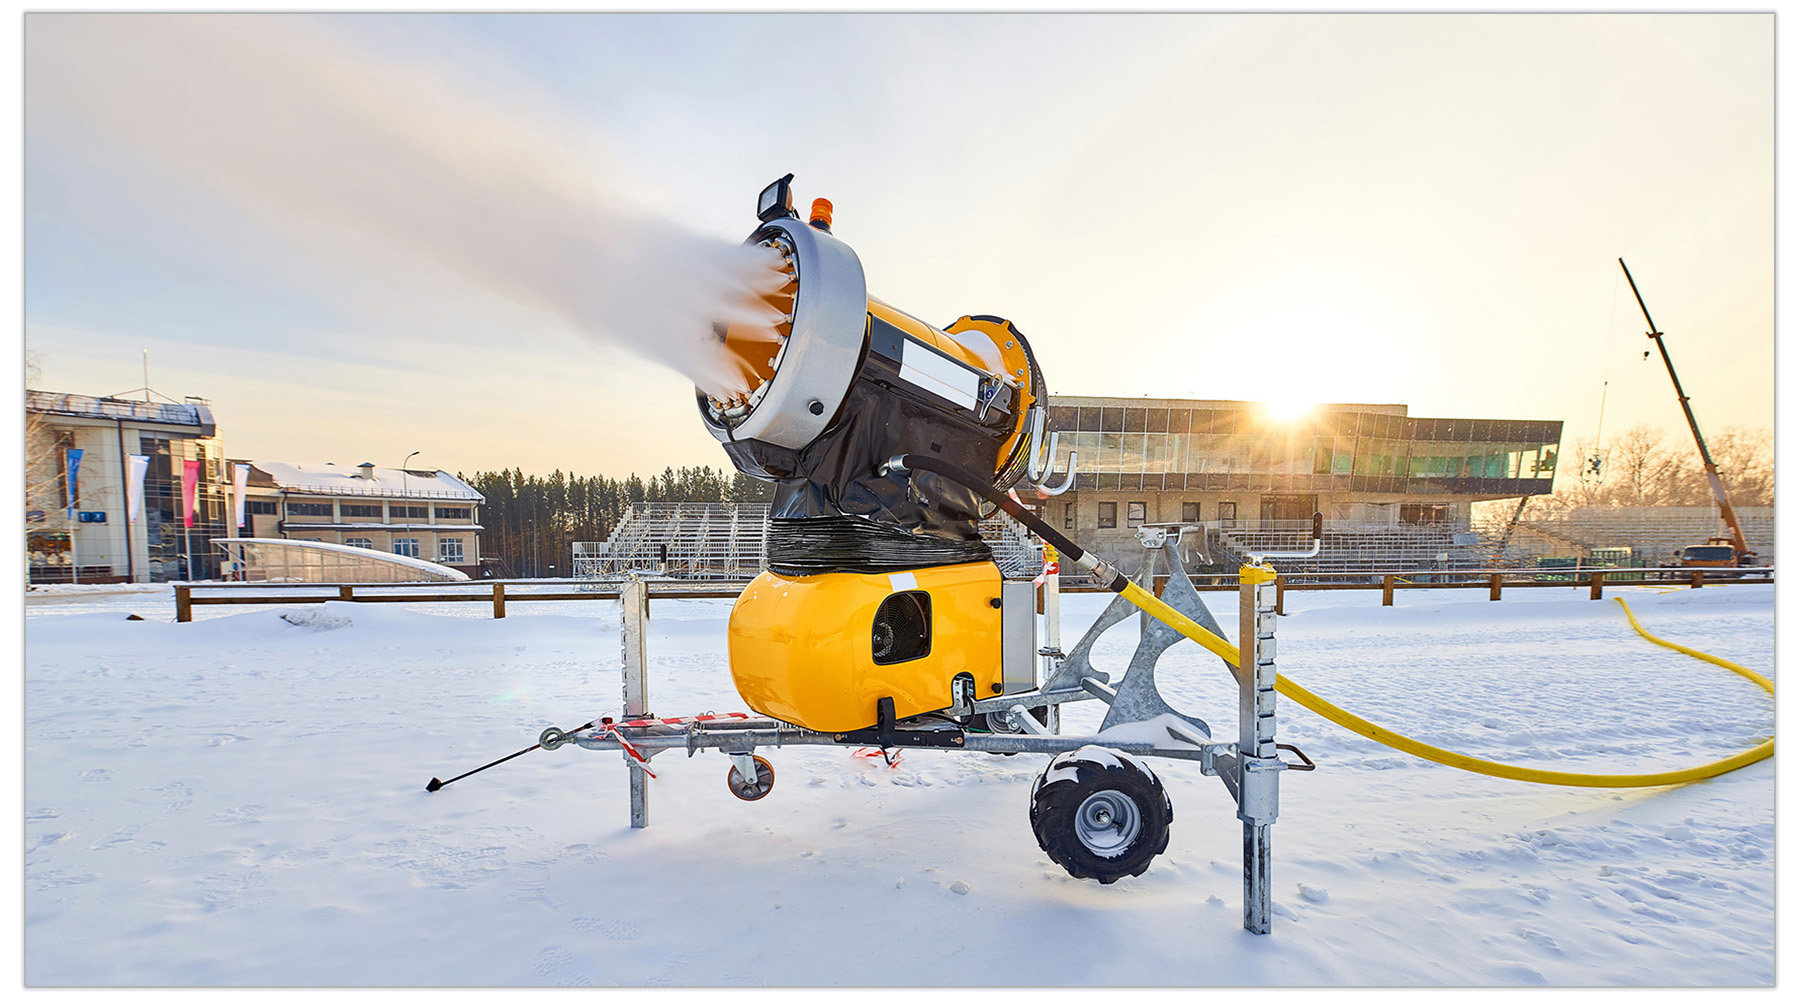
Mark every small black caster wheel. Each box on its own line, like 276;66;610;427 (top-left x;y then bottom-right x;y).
1030;746;1172;884
726;755;775;801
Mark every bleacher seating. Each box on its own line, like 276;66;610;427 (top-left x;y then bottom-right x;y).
1477;505;1775;567
574;504;1772;585
575;503;770;582
574;503;1046;582
1206;519;1484;581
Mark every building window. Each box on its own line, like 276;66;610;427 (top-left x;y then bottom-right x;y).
287;502;333;517
434;506;472;520
439;537;465;562
1181;501;1200;522
1097;502;1117;529
391;505;427;520
1400;504;1448;526
340;504;382;519
1063;502;1073;530
1218;501;1238;526
1127;501;1147;527
244;500;278;516
344;537;373;549
394;538;420;558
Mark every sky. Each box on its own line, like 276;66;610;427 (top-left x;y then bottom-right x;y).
19;10;1776;480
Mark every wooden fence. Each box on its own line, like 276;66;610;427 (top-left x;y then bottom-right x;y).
172;580;740;622
1097;566;1774;614
172;567;1771;622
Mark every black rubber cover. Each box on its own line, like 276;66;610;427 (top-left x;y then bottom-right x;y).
765;515;992;576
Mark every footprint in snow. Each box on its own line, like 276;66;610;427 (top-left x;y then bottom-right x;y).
533;945;575;979
79;769;110;782
571;916;643;941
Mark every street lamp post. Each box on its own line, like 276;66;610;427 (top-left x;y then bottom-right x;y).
402;451;420;561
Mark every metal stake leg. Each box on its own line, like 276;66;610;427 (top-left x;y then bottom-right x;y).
1237;562;1281;934
621;574;651;828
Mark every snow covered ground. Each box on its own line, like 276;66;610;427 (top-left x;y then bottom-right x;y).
23;580;1775;986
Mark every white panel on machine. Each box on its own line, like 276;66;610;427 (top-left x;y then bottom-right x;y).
899;339;980;410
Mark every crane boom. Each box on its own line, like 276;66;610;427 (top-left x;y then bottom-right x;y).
1617;258;1752;561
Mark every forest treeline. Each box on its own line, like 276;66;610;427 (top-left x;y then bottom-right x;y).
458;465;773;576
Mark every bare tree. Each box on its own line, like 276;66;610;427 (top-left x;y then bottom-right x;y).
23;354;65;521
1544;423;1772;510
1707;426;1774;508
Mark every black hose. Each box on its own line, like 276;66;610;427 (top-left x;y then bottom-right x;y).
881;454;1128;593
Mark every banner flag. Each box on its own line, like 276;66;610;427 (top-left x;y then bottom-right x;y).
65;448;83;515
127;455;149;524
233;463;251;528
182;459;201;527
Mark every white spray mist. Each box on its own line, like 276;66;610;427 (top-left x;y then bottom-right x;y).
26;14;786;398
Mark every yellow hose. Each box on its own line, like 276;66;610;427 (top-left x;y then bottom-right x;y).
1116;582;1773;788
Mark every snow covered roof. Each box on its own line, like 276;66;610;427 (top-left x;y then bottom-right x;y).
251;461;484;502
28;390;217;434
280;522;485;533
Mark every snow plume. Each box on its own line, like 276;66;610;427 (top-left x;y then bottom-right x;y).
25;14;786;398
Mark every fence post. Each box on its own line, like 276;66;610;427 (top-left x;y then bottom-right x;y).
1489;573;1503;601
176;585;192;623
1589;571;1605;601
1691;570;1704;589
492;582;507;619
1382;575;1395;607
1275;576;1286;615
621;575;651;829
339;585;353;601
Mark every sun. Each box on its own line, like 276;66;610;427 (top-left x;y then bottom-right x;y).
1260;397;1316;422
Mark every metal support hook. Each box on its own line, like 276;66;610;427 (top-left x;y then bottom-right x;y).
1023;408;1077;496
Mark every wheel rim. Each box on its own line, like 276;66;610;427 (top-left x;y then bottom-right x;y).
1075;789;1141;859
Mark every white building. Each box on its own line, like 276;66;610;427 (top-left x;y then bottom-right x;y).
26;390;226;583
237;461;486;576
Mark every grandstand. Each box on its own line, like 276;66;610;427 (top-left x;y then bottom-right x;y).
1199;518;1485;580
570;501;1772;587
573;502;1045;584
574;503;769;583
1475;505;1776;568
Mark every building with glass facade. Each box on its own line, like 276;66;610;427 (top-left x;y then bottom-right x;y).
1042;395;1563;567
26;390;227;583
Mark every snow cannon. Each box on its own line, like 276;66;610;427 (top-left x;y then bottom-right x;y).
697;173;1074;733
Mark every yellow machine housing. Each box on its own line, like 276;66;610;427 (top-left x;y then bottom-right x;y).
729;560;1004;733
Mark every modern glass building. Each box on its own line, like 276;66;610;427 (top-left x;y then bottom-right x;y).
25;390;227;583
1042;396;1563;565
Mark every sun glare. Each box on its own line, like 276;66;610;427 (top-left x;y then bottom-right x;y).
1261;397;1315;422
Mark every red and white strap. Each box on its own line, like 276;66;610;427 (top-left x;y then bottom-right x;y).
600;721;658;778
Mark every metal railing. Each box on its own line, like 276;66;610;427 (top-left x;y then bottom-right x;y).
576;503;771;582
26;389;205;426
172;565;1770;621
